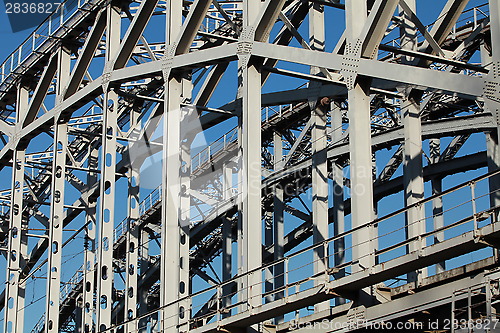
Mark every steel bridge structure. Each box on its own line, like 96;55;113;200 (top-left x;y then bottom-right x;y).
1;0;500;332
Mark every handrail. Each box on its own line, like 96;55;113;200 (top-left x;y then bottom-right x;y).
30;99;290;331
100;168;500;332
0;0;103;88
379;3;489;61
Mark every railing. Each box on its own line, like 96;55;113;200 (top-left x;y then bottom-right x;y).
262;104;287;122
31;314;45;333
0;0;101;87
191;127;238;171
39;101;289;331
0;0;240;88
378;3;489;62
139;185;162;217
451;3;489;39
200;2;242;34
30;263;84;332
60;265;84;302
113;122;242;241
113;185;161;242
101;169;500;333
191;100;295;171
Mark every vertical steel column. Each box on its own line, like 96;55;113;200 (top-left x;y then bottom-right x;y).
238;1;262;323
482;37;500;226
486;279;498;328
45;44;71;333
487;133;500;217
490;0;500;63
96;4;121;331
264;205;273;304
95;93;118;332
160;0;183;330
484;1;500;260
125;100;142;332
178;101;192;330
138;228;150;333
311;103;329;310
345;0;375;303
4;83;27;333
481;2;500;262
45;121;68;333
81;148;98;333
222;163;233;317
400;0;426;284
309;0;329;313
331;101;345;305
429;139;445;273
161;76;183;330
273;131;284;324
5;149;26;333
125;167;140;332
402;91;426;283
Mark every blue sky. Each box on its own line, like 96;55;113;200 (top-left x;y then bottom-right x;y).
0;3;33;60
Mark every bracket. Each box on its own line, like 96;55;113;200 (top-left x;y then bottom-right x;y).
237;26;255;70
341;39;362;91
162;43;177;80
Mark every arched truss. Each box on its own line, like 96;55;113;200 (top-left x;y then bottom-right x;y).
0;0;500;332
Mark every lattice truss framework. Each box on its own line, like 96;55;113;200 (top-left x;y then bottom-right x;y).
0;0;500;332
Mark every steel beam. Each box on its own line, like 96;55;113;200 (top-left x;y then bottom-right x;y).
399;0;426;284
483;1;500;263
95;90;118;332
423;0;470;53
331;101;345;305
358;0;399;59
402;90;426;284
430;139;445;274
45;45;71;333
161;74;184;330
45;121;68;333
345;0;376;305
222;162;233;317
138;228;150;333
194;64;230;107
22;55;58;128
250;42;484;98
254;0;287;42
273;130;284;324
175;0;212;55
80;147;98;333
3;82;29;333
311;102;329;312
3;151;26;333
309;0;329;314
179;84;193;330
160;0;184;329
96;3;121;331
64;9;107;99
113;0;160;69
237;3;263;332
125;166;140;331
261;0;308;84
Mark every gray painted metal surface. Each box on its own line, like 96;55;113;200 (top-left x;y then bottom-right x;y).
0;0;498;332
